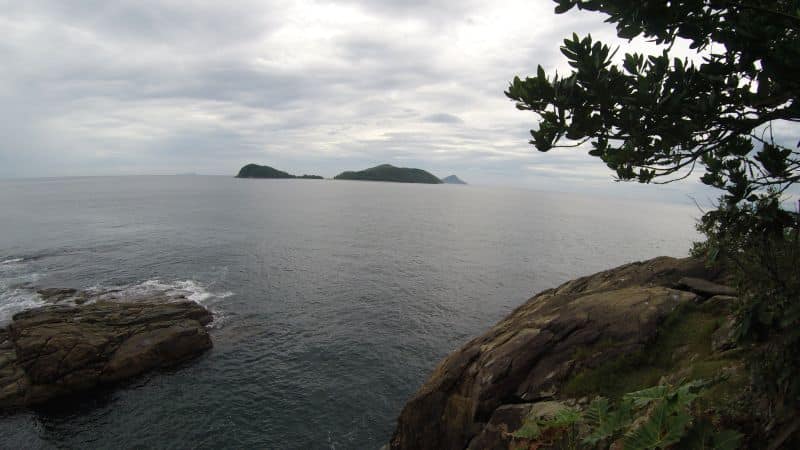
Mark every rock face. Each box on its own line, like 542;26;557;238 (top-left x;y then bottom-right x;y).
0;298;212;410
390;256;731;450
677;276;737;297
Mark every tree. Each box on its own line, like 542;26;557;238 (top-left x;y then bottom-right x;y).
506;0;799;208
506;0;800;437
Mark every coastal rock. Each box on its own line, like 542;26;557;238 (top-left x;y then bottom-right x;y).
0;297;212;410
390;256;725;450
334;164;443;184
677;276;737;297
37;288;79;303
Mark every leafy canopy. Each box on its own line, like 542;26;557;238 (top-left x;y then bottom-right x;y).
505;0;800;207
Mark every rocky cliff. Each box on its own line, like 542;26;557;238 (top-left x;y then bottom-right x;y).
0;292;213;411
389;256;756;449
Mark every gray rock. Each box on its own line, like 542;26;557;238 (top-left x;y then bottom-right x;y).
677;277;737;297
0;294;212;410
712;316;738;352
36;288;79;303
390;256;710;450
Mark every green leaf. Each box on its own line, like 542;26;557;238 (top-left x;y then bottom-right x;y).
713;429;743;450
624;385;668;408
554;0;574;14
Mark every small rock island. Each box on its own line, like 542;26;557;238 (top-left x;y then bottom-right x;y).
441;175;467;185
236;163;323;179
0;289;213;410
334;164;442;184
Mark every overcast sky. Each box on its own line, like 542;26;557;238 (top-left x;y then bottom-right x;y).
1;0;795;205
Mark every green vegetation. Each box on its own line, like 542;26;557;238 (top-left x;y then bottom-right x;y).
563;301;739;399
514;382;742;450
235;163;323;179
334;164;443;184
506;0;799;441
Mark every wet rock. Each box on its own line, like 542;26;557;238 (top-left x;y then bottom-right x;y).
677;277;737;298
36;288;79;303
0;296;212;410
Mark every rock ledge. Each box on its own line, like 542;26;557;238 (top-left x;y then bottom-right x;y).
389;256;736;450
0;295;213;410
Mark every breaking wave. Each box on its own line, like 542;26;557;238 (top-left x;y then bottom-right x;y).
0;257;232;327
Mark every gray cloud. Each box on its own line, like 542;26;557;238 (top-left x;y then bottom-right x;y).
1;0;790;204
424;113;463;124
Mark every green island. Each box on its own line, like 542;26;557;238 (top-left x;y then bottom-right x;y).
334;164;442;184
235;163;323;179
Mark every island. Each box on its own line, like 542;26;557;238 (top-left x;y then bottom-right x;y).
334;164;442;184
440;175;467;185
235;163;323;179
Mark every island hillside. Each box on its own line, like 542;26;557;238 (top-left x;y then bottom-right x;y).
334;164;442;184
236;163;323;179
441;175;467;185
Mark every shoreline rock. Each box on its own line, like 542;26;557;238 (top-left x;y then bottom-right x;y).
0;294;213;411
389;256;740;450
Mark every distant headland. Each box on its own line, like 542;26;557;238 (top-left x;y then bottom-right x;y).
334;164;442;184
235;164;323;179
440;175;467;185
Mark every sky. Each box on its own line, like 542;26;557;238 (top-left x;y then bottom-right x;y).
0;0;795;206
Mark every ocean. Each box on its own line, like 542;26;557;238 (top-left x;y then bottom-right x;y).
0;175;699;449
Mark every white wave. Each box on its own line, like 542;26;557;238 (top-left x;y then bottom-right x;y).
0;270;233;327
0;258;24;265
0;288;45;326
87;278;234;329
88;279;233;306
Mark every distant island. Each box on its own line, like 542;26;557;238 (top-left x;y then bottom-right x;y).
334;164;442;184
441;175;467;185
235;164;323;179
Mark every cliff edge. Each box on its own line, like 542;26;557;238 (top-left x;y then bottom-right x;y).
389;256;768;449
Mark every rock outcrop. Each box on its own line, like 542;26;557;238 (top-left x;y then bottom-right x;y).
0;296;212;411
390;256;739;450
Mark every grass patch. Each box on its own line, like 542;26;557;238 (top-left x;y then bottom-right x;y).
562;301;742;400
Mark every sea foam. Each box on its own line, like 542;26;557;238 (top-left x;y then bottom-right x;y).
0;258;233;327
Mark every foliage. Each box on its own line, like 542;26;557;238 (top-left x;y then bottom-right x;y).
506;0;800;434
333;164;443;184
621;381;704;449
505;0;799;207
696;196;800;421
513;381;742;449
582;397;632;445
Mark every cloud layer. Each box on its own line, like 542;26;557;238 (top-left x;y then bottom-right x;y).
1;0;787;204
